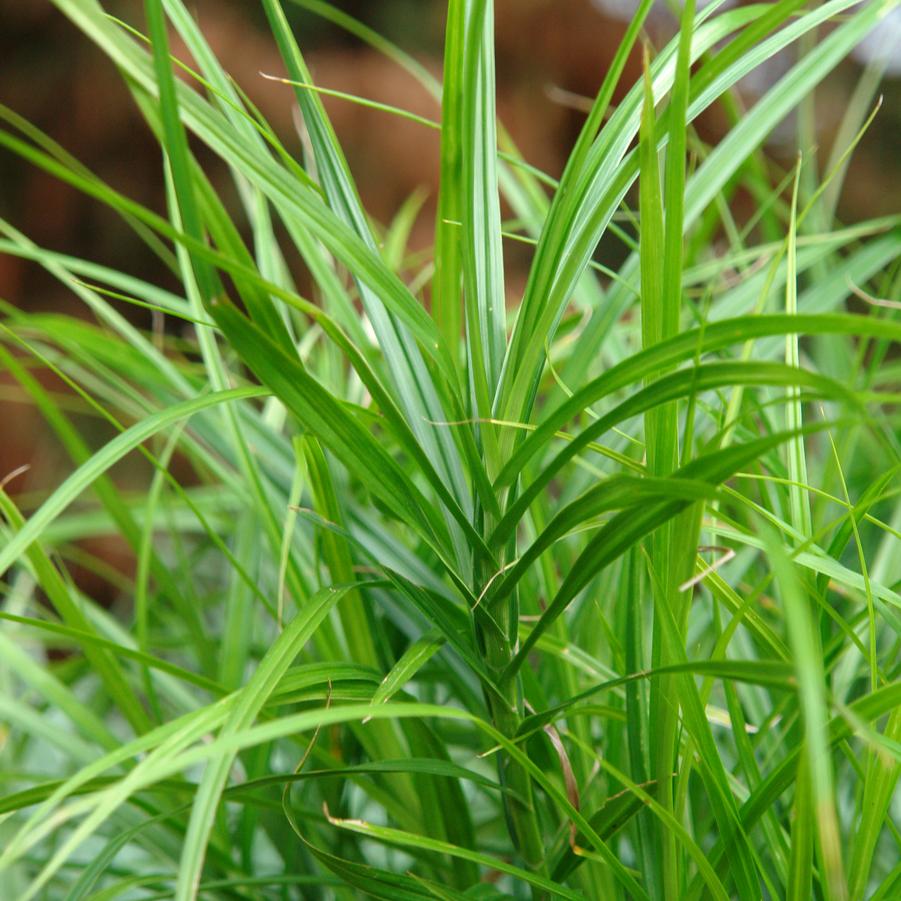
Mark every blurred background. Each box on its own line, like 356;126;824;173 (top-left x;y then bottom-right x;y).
2;1;898;299
0;0;898;601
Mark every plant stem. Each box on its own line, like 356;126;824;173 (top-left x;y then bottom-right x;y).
476;549;547;897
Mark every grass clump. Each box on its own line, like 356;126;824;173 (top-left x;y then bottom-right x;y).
1;1;899;898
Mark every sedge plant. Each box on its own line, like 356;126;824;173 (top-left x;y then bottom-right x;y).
1;0;900;898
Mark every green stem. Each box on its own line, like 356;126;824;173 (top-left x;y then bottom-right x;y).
476;554;547;898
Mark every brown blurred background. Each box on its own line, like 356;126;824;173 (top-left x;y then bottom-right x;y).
3;1;898;300
0;0;898;582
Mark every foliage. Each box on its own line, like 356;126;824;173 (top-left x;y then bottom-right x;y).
1;0;899;898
